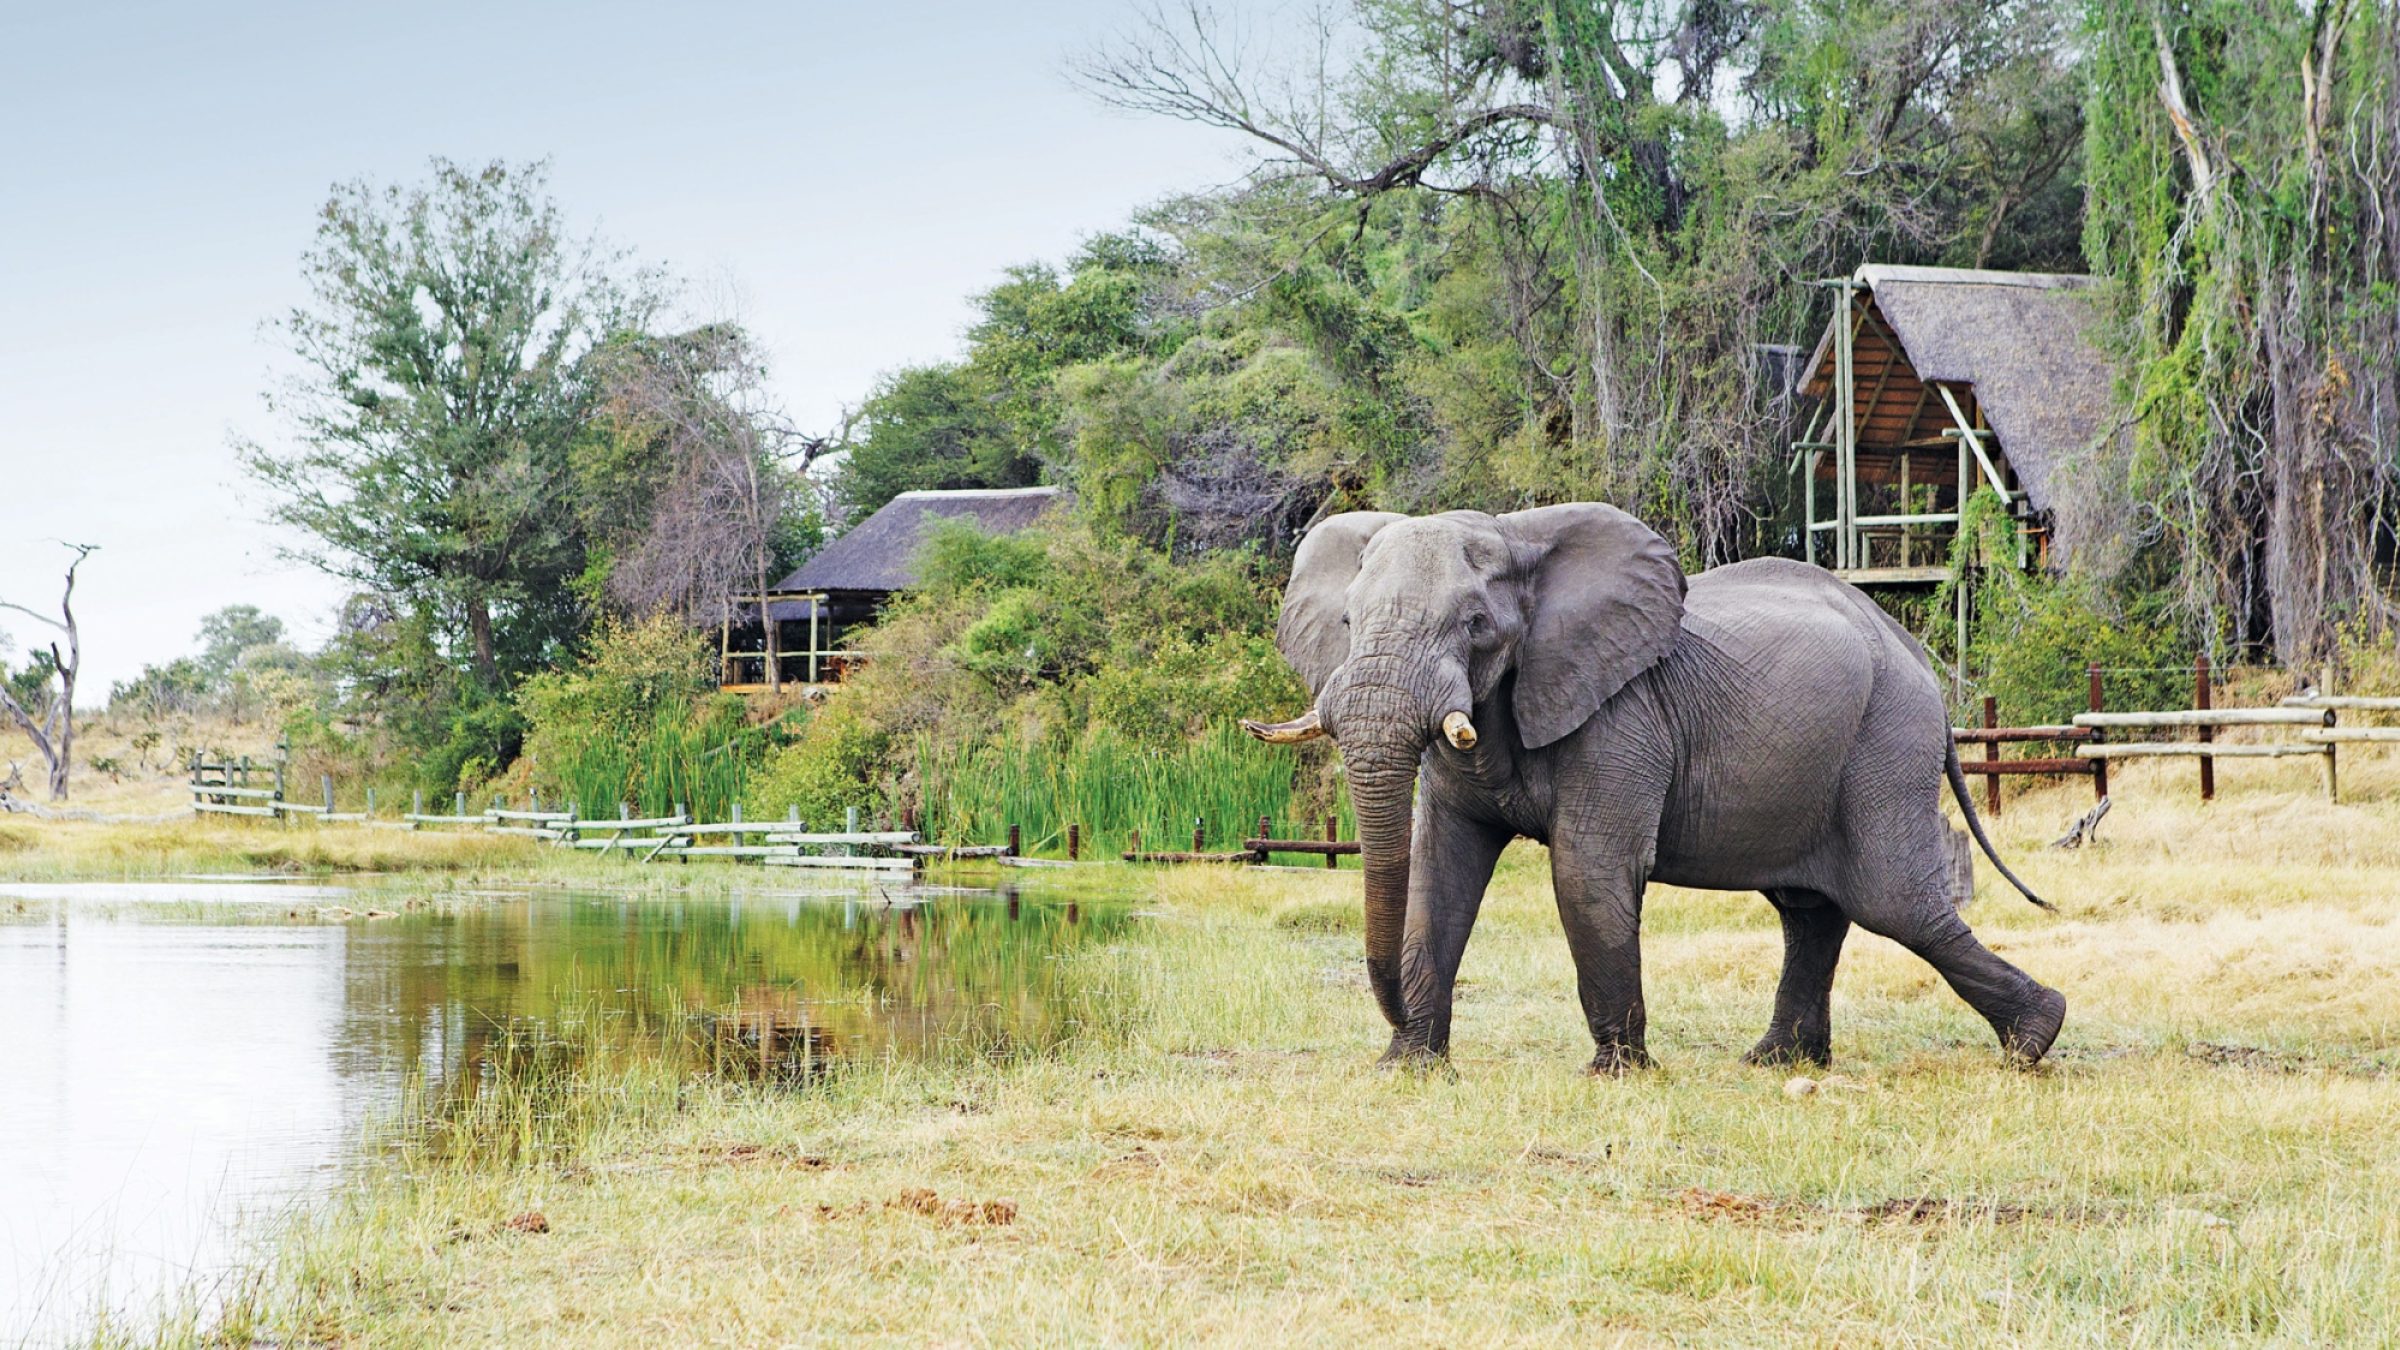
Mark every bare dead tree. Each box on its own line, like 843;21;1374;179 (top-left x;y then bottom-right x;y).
590;326;804;689
0;542;96;801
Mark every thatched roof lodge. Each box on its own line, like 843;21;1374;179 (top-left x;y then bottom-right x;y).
722;486;1068;691
1792;264;2124;586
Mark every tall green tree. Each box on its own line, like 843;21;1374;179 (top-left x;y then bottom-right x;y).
831;363;1031;520
193;604;287;683
245;158;661;687
1077;0;2086;562
831;234;1182;522
2082;0;2400;663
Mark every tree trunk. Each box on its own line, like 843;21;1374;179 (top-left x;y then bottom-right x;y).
0;543;90;801
47;730;70;801
760;559;780;695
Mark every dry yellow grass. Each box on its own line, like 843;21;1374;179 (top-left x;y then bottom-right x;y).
2;713;285;817
0;816;546;881
82;750;2384;1347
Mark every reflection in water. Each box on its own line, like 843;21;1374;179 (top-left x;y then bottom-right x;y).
0;881;1126;1344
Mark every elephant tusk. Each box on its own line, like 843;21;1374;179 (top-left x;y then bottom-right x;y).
1442;711;1478;750
1242;708;1326;744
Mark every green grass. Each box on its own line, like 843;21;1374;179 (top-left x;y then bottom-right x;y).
34;755;2400;1344
920;722;1351;856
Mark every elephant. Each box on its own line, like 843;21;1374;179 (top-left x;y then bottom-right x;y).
1241;503;2065;1074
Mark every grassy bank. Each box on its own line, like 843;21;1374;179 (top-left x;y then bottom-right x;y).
78;754;2384;1346
0;816;549;884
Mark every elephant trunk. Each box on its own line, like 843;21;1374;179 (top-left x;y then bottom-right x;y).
1323;657;1453;1057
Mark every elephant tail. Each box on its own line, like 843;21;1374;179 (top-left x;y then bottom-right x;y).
1945;741;2054;911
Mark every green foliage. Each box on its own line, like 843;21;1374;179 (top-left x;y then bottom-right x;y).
517;615;712;749
5;649;58;717
914;521;1051;594
635;699;754;821
918;722;1335;857
740;517;1315;841
1936;492;2195;723
244;158;662;686
832;233;1184;523
742;697;890;828
194;605;287;683
515;616;753;817
2081;1;2400;662
831;363;1035;522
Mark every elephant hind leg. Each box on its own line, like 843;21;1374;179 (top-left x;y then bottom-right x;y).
1843;880;2065;1065
1745;889;1848;1067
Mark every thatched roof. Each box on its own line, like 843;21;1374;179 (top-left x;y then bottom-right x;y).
773;486;1067;595
1796;266;2124;515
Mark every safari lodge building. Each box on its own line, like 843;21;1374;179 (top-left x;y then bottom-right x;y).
718;485;1068;693
1791;264;2122;606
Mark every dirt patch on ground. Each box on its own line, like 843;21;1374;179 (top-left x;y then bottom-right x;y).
890;1188;1018;1226
1675;1188;2089;1227
719;1142;831;1169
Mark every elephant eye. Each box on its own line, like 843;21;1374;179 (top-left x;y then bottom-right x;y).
1339;611;1350;626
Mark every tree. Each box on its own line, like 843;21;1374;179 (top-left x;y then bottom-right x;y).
1076;0;2087;561
831;235;1183;523
194;604;287;683
244;158;661;688
580;324;815;690
0;543;94;801
2082;0;2400;664
831;363;1032;520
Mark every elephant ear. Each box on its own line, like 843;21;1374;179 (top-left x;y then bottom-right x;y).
1276;511;1406;698
1499;503;1687;749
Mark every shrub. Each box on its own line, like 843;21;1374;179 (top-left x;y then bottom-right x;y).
1935;490;2195;723
742;698;891;828
516;616;755;817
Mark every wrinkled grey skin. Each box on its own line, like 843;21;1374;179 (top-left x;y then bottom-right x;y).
1267;504;2066;1073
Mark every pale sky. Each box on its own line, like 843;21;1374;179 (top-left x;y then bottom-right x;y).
0;0;1246;693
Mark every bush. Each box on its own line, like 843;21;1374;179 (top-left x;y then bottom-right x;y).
731;515;1314;840
516;616;755;817
742;697;890;828
1935;490;2195;723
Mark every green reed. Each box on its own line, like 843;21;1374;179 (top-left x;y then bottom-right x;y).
636;703;750;821
918;723;1351;856
550;731;633;818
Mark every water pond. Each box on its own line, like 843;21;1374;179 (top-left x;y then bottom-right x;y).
0;878;1129;1343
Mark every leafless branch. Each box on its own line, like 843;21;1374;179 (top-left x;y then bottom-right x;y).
0;542;94;800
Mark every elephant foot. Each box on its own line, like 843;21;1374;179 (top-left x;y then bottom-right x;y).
1742;1029;1831;1068
1584;1042;1655;1077
1991;984;2067;1066
1376;1035;1452;1077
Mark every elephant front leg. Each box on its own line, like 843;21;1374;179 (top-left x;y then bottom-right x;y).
1382;805;1510;1068
1549;846;1653;1074
1745;890;1849;1067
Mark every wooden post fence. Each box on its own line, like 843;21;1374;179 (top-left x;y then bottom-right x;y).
2088;664;2108;801
1982;695;2000;815
2197;653;2214;801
